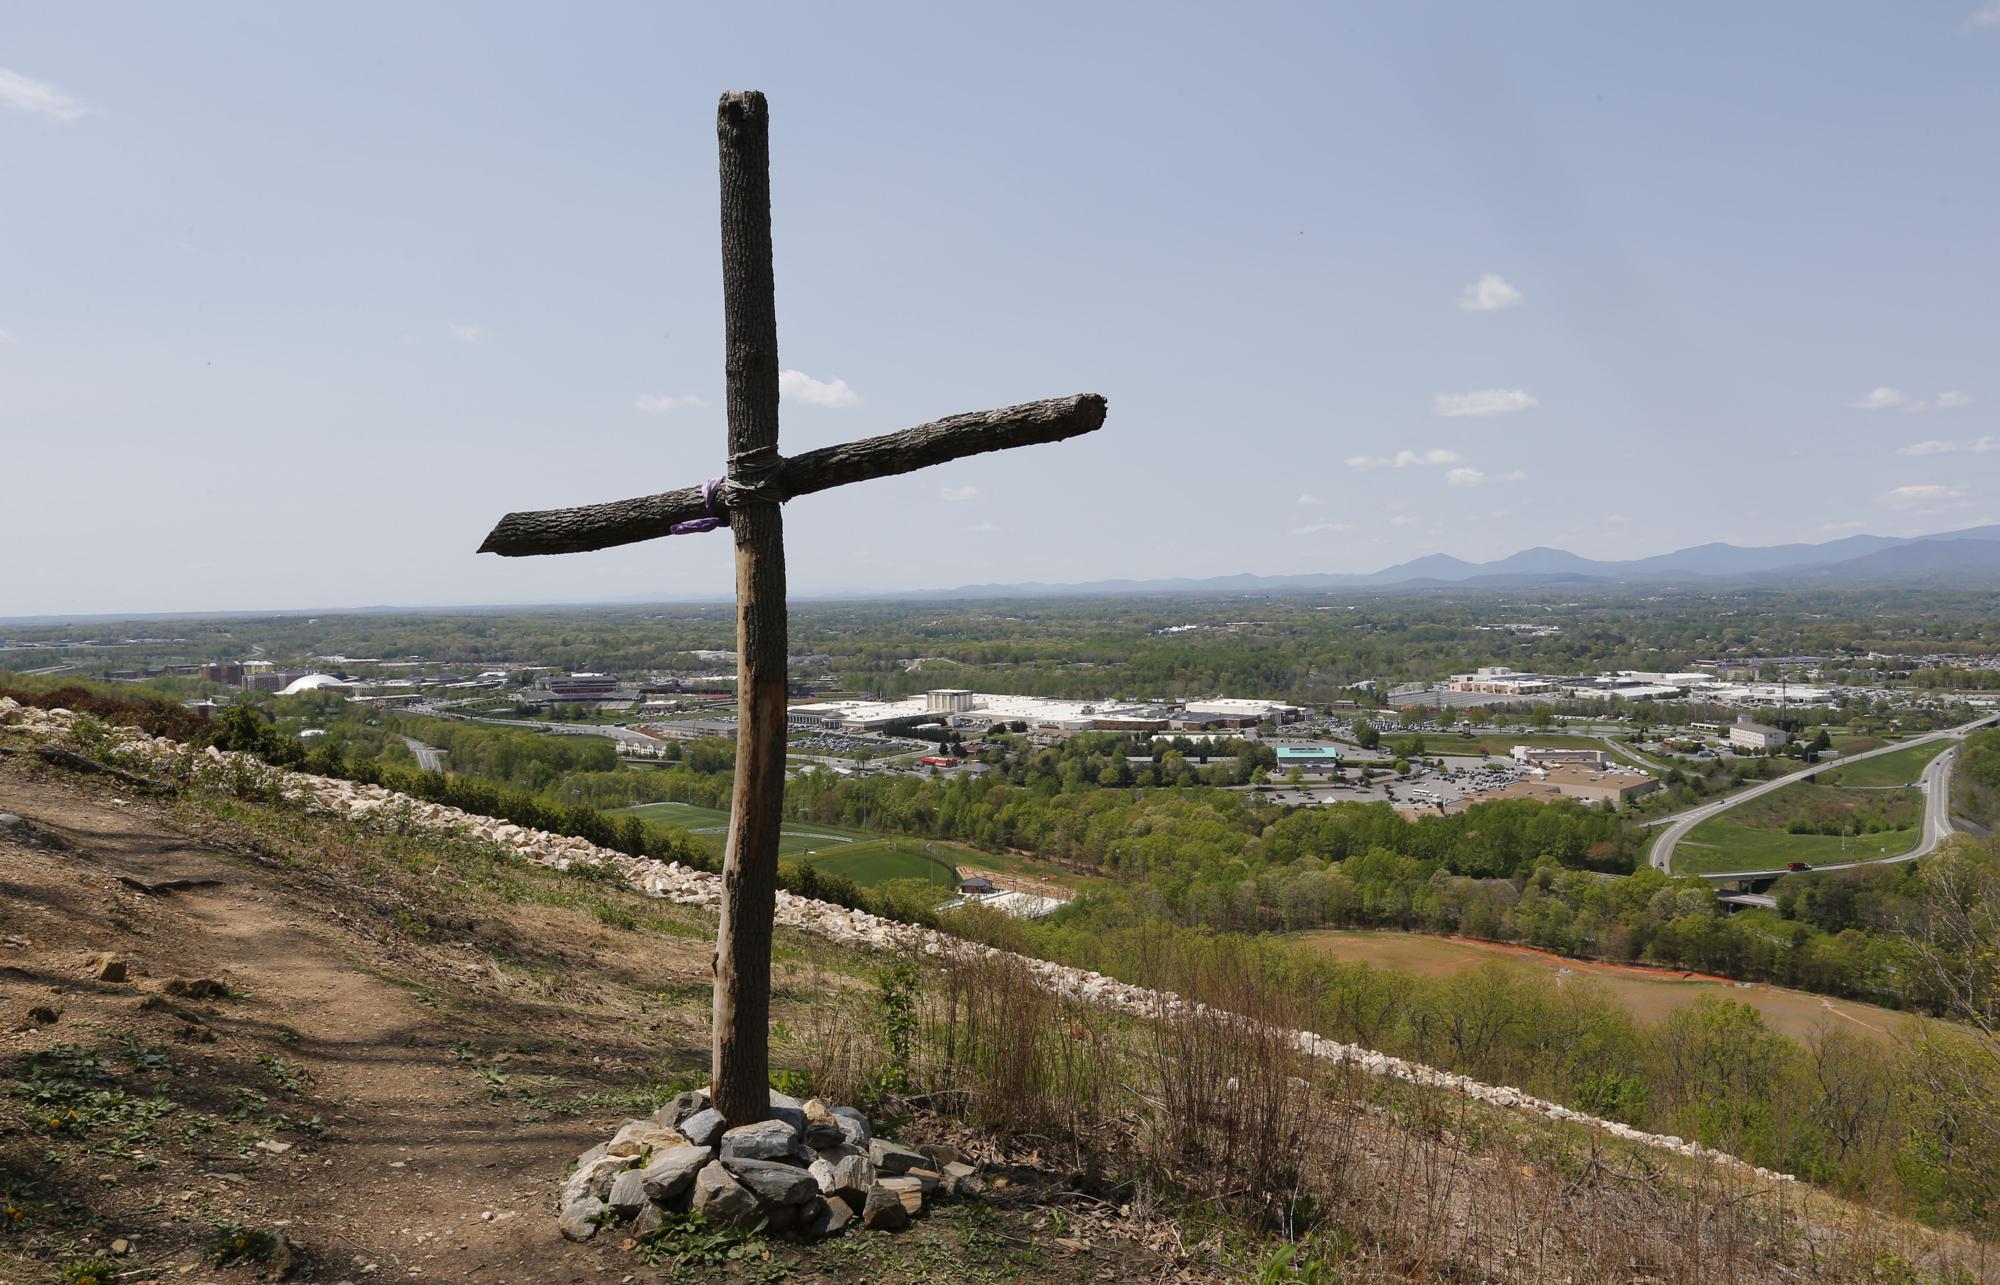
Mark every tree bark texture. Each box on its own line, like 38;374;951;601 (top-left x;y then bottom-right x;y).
475;393;1106;557
711;89;786;1129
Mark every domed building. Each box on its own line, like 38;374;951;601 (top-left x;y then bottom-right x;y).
278;673;355;696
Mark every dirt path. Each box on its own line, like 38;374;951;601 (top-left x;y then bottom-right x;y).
0;771;619;1281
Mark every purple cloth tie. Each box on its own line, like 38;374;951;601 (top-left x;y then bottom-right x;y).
669;477;726;535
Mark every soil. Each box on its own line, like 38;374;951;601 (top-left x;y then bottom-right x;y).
0;753;1195;1284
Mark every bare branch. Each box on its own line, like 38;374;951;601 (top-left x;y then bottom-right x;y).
476;393;1106;556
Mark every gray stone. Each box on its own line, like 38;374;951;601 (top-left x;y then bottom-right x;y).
919;1142;966;1170
867;1138;928;1175
575;1140;609;1169
558;1196;605;1242
561;1155;625;1206
608;1119;688;1157
689;1161;761;1228
831;1105;872;1146
905;1166;943;1197
678;1107;726;1147
878;1175;926;1215
941;1160;982;1196
860;1183;908;1231
768;1089;805;1112
802;1195;852;1239
801;1098;844;1148
606;1168;649;1218
720;1157;818;1206
632;1202;664;1240
654;1089;709;1129
824;1151;876;1203
771;1105;807;1136
638;1145;713;1206
720;1117;799;1161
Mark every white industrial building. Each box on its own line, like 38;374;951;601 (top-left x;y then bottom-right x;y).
1183;697;1303;723
785;689;1298;734
1448;667;1561;695
1728;718;1789;751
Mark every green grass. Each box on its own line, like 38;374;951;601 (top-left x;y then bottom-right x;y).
607;801;877;858
1817;740;1947;788
1672;824;1920;874
803;839;960;889
1670;773;1929;874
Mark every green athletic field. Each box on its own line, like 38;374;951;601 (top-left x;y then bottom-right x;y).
802;839;960;889
607;803;959;888
608;801;876;859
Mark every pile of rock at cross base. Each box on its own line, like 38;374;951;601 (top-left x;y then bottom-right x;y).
559;1089;982;1242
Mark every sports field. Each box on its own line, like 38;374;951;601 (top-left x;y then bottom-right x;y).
1295;929;1911;1044
608;801;875;858
803;839;960;889
607;802;959;887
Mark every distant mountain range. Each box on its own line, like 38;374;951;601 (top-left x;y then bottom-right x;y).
920;524;2000;599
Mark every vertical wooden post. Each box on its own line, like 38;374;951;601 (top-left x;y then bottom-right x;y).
712;89;787;1126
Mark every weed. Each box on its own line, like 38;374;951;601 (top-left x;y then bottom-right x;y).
636;1209;774;1272
56;1258;121;1285
874;951;920;1096
204;1220;280;1266
258;1053;312;1093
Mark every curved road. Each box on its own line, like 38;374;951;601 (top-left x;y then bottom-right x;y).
1650;715;1992;876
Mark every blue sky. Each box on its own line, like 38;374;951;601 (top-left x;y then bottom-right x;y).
4;3;1998;615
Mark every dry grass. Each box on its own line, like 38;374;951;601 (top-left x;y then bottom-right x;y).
879;941;2000;1283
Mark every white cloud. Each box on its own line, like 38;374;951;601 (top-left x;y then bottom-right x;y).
1390;514;1416;527
967;521;1002;533
1346;448;1464;471
1877;483;1968;509
939;485;981;502
1432;389;1537;418
448;323;486;344
1966;1;2000;28
0;329;15;344
1456;273;1523;312
0;69;88;123
1899;435;1998;456
778;369;861;408
1291;521;1351;536
1865;387;1975;413
1296;493;1323;506
1446;467;1527;488
634;393;706;413
1853;386;1910;411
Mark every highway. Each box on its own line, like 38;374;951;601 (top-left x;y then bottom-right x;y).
401;736;446;772
1649;715;1991;877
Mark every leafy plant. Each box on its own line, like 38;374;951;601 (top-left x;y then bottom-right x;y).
205;1220;280;1266
874;951;921;1096
636;1209;772;1272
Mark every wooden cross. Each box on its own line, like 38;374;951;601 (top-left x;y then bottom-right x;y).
476;90;1105;1127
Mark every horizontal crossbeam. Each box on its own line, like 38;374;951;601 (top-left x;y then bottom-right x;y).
476;393;1106;556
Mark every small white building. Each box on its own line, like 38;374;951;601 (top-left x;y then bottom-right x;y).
1728;718;1788;751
